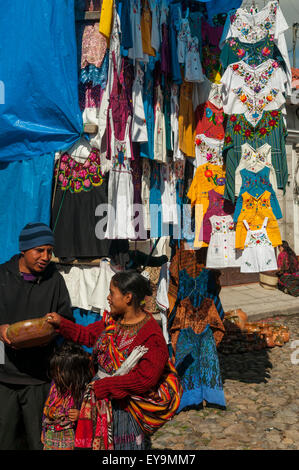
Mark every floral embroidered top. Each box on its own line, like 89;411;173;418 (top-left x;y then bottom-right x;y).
235;143;277;196
222;110;288;202
195;101;226;140
219;1;291;93
221;59;287;126
194;135;224;167
54;148;104;193
220;34;284;70
233;166;283;222
235;190;282;249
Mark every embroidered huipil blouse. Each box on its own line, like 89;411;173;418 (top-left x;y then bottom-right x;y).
233;166;283;222
223;110;288;202
219;1;291;94
194;135;224;168
235;190;282;250
220;34;284;70
221;59;287;126
206;215;241;269
235;143;277;196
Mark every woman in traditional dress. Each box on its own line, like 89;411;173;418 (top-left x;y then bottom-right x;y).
277;241;299;297
46;270;181;450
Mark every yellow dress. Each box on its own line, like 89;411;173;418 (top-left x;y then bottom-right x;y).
235;191;282;249
187;163;226;248
178;80;196;158
99;0;113;39
141;0;156;56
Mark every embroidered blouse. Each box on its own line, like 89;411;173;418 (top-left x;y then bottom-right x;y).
195;101;225;140
194;135;224;167
220;34;284;70
219;1;291;93
233;166;283;222
221;59;287;126
222;110;288;201
235;143;277;196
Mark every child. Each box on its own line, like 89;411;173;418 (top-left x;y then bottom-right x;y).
41;341;93;450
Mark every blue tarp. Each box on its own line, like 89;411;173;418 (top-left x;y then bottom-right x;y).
0;0;83;162
0;154;55;264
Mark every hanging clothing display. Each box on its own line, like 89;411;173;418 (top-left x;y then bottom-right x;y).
235;190;282;250
202;190;235;244
223;110;288;201
206;215;241;268
240;218;278;273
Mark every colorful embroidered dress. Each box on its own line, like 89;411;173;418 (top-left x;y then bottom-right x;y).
206;214;241;268
221;59;287;126
51;148;112;258
223;110;288;201
220;34;284;70
235;190;282;249
42;382;77;450
219;1;291;93
240;218;278;273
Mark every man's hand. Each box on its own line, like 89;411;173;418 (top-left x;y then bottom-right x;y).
68;409;80;422
0;324;11;345
45;312;62;329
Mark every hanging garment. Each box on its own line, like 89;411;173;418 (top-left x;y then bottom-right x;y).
156;262;171;345
233;166;282;223
194;135;224;168
140;58;155;159
223;110;288;201
220;34;284;70
141;0;156;56
221;59;287;126
187;163;226;249
148;0;160;53
51;148;112;258
160;163;179;227
128;0;148;62
99;0;114;39
57;258;115;311
219;1;292;94
178;81;196;158
193;80;223;110
175;326;226;412
206;215;241;268
235;143;277;197
240;218;278;273
201;19;224;84
202;190;235;245
153;85;167;163
80;21;107;69
170;84;184;161
235;190;282;250
206;0;242;24
169;2;183;84
194;101;225;141
105;112;135;240
185;36;204;83
141;157;151;231
177;9;191;65
131;63;148;143
168;268;225;354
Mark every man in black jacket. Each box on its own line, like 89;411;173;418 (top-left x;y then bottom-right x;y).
0;222;73;450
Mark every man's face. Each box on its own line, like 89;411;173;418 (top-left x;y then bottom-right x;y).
21;245;53;273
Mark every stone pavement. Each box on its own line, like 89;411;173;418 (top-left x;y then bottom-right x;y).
152;282;299;451
151;313;299;451
219;282;299;320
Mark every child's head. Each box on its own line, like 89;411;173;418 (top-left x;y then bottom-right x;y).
49;340;93;407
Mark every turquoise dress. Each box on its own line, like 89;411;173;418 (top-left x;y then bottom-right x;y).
233;167;283;222
223;110;288;202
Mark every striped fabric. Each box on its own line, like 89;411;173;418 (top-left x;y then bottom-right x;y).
223;110;288;202
19;222;54;251
103;314;183;436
